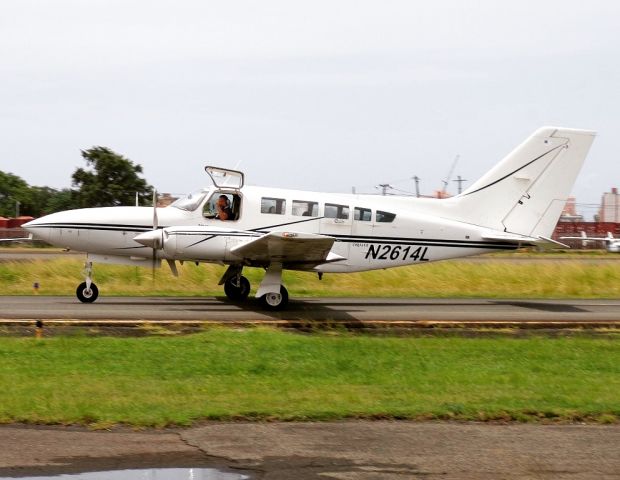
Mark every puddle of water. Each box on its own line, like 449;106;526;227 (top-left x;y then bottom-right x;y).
2;467;249;480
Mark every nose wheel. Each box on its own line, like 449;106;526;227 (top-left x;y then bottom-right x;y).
76;282;99;303
76;260;99;303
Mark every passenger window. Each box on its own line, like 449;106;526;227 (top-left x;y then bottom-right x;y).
376;210;396;223
325;203;350;220
261;197;286;215
203;192;241;221
354;207;372;221
292;200;318;217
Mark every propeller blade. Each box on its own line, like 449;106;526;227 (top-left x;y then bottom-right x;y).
151;247;157;282
152;189;158;230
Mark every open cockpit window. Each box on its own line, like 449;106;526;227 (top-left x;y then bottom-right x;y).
203;191;241;221
170;189;208;212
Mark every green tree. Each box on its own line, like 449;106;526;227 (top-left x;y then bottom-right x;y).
44;188;78;213
72;147;153;208
0;171;33;217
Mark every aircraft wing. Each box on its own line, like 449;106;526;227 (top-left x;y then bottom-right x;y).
229;231;342;267
559;236;609;241
0;235;33;243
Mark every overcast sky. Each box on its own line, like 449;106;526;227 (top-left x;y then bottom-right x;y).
1;0;618;218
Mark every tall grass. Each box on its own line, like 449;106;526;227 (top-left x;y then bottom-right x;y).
1;257;620;298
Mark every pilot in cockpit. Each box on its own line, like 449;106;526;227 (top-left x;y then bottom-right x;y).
216;194;233;220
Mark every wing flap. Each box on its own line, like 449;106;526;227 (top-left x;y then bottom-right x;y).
230;231;337;265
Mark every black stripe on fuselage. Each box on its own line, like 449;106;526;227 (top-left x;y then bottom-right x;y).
30;222;519;250
27;223;156;233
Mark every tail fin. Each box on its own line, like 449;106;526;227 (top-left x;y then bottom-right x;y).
453;127;595;237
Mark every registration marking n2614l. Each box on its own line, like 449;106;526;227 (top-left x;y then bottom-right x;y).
365;245;430;262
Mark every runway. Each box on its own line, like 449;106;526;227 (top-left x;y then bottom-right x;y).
1;296;619;328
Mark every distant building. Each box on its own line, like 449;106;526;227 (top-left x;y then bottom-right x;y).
599;187;620;223
558;196;583;222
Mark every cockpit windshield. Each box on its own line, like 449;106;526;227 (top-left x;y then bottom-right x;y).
170;189;209;211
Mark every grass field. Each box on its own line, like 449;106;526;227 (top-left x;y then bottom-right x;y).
0;329;618;427
1;254;620;298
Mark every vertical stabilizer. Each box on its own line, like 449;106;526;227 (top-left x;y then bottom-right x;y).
453;127;595;238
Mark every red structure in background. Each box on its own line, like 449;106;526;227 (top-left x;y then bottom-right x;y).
0;216;34;239
553;222;620;248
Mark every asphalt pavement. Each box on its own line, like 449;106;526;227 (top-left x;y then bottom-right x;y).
0;296;619;328
1;422;618;479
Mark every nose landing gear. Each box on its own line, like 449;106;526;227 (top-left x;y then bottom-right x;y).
76;260;99;303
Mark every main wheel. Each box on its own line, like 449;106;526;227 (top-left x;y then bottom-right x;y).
76;282;99;303
260;286;289;310
224;275;251;301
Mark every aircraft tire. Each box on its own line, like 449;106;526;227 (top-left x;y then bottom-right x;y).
224;275;251;301
260;286;289;310
76;282;99;303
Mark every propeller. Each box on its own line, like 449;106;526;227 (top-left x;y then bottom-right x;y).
134;190;179;279
151;189;159;280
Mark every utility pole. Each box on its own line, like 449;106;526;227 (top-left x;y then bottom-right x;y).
453;175;467;195
412;176;420;197
15;200;20;218
376;184;392;196
441;154;460;194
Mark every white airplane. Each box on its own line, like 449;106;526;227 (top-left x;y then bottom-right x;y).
22;126;595;309
560;231;620;252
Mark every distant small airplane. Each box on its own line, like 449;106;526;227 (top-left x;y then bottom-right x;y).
560;231;620;253
20;126;595;309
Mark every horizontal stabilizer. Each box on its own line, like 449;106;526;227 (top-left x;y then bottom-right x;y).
481;230;569;248
0;234;33;243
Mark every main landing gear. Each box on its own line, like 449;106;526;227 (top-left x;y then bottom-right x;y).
76;261;99;303
223;275;251;301
220;263;289;310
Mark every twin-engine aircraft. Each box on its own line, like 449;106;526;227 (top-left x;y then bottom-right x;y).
560;231;620;252
23;127;596;309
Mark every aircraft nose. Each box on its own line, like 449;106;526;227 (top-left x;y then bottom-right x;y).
21;217;51;242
